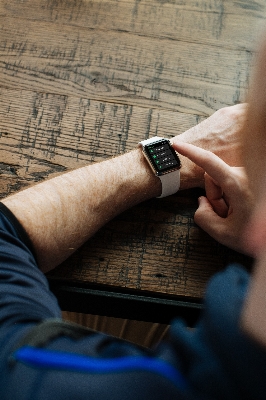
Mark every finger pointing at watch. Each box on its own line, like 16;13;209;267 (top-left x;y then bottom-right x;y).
171;141;254;255
172;141;232;184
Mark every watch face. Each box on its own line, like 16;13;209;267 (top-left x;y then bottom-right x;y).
144;139;181;175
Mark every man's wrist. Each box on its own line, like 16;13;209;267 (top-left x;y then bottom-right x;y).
136;142;203;196
178;154;204;190
171;133;207;190
133;147;162;199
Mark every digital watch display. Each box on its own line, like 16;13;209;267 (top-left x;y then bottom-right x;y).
144;139;181;176
139;137;181;198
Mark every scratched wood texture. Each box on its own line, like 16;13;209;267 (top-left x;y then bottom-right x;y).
0;0;265;300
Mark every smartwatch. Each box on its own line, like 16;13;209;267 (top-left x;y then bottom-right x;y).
139;136;181;198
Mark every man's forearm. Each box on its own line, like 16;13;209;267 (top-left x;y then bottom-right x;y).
2;105;246;272
2;148;163;272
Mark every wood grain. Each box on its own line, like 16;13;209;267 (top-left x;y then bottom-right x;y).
1;3;261;114
1;0;265;50
0;0;263;301
0;87;202;196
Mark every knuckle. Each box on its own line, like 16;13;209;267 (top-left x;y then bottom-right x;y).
217;105;243;122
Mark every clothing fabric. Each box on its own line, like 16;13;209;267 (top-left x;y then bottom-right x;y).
0;202;265;399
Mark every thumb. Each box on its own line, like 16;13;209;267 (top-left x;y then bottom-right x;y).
204;173;228;218
194;196;226;238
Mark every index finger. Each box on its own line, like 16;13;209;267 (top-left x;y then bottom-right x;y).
172;140;232;185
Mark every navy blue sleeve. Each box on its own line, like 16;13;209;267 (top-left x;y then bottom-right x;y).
0;203;194;400
1;202;266;400
0;202;61;323
0;203;61;346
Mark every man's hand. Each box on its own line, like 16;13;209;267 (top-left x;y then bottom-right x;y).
172;141;254;256
172;104;247;190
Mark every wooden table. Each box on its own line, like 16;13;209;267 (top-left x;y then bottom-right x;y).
0;0;264;325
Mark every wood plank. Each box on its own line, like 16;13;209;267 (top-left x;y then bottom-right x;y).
0;14;254;114
62;311;169;348
0;87;202;197
1;0;265;50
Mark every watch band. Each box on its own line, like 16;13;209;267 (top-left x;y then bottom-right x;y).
157;169;180;198
139;136;181;198
140;137;164;146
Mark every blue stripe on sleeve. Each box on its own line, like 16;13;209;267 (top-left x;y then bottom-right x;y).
13;345;188;391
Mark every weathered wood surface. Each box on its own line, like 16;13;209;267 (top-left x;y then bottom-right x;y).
0;0;264;299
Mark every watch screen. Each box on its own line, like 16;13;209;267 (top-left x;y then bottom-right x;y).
145;139;181;175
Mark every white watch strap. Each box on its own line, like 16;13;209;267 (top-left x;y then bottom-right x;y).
139;137;180;198
158;170;180;198
140;136;164;145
